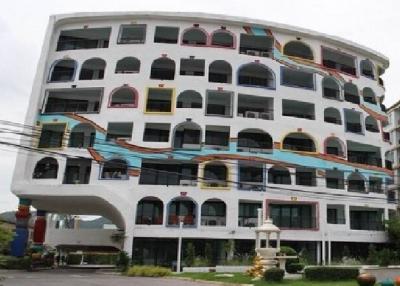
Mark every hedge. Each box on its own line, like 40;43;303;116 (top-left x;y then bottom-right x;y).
264;268;285;282
0;255;31;270
304;266;359;281
126;265;171;277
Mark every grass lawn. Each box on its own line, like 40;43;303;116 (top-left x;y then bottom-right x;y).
175;272;358;286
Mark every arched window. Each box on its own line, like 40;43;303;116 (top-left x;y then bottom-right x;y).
79;58;106;80
167;197;197;226
136;197;163;225
33;157;58;179
348;172;365;192
268;165;291;185
101;159;128;180
322;77;341;100
208;60;232;83
360;59;375;79
201;199;226;226
324;107;342;125
203;161;228;188
49;59;76;82
109;86;138;108
69;123;96;148
150;57;175;80
210;30;234;48
296;167;316;186
237;129;273;152
238;63;275;88
283;41;314;60
176;90;202;108
344;82;360;104
365;116;379;132
182;27;207;46
325;137;345;157
363;87;376;104
326;169;344;189
173;121;202;150
115;57;140;73
282;132;316;152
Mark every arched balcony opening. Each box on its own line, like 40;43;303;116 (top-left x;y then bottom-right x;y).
283;41;314;60
167;197;197;226
282;132;316;152
208;60;232;83
369;177;383;193
201;199;226;226
79;58;106;80
49;59;76;82
322;77;341;100
203;161;228;188
325;137;345;157
68;123;96;148
296;167;316;186
176;90;202;108
237;129;273;153
365;116;379;133
324;107;342;125
360;59;375;79
136;197;163;225
101;159;128;180
173;121;201;150
344;83;360;104
268;165;291;185
238;161;264;191
109;86;138;108
182;27;207;46
363;87;376;104
33;157;58;179
238;63;275;88
115;57;140;73
326;169;345;189
348;172;366;193
211;30;234;48
150;57;175;80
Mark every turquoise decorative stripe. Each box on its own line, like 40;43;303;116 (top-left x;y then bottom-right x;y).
251;27;267;36
38;114;391;180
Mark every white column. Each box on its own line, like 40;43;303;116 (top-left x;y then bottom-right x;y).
176;221;184;273
327;239;331;265
123;232;134;257
257;208;263;226
316;241;321;265
276;233;281;250
255;232;260;249
321;239;326;265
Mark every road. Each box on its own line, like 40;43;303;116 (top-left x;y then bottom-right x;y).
0;269;217;286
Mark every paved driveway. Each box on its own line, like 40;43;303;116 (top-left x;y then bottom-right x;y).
0;270;216;286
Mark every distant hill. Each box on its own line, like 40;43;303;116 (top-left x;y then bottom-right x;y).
0;211;112;229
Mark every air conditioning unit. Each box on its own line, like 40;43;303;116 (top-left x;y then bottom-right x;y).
259;112;272;120
246;50;260;56
260;51;271;57
245;111;259;118
180;180;196;186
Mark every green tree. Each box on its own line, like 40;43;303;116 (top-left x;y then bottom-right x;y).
184;242;195;267
204;243;213;267
0;224;13;254
387;216;400;248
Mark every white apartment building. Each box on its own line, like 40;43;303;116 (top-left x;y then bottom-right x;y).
10;12;396;265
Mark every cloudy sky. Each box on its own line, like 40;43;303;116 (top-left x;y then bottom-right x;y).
0;0;399;213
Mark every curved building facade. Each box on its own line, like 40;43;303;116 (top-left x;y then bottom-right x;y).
11;12;396;264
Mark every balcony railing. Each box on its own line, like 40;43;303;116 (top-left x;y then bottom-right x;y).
350;221;384;231
346;123;362;133
201;216;226;226
136;216;163;225
271;215;317;229
238;217;258;227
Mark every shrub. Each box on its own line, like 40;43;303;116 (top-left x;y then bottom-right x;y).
0;255;31;270
286;262;305;274
305;266;359;281
85;253;118;265
126;265;171;277
263;268;285;282
279;246;297;256
116;251;130;272
184;243;195;267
